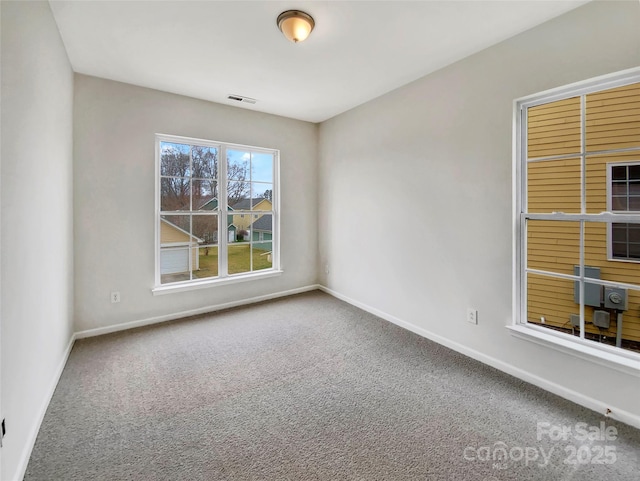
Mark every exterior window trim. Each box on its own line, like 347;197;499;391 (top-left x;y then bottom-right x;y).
606;161;640;263
513;67;640;370
153;133;281;294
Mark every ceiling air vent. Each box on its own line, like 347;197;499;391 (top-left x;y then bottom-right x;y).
227;94;257;104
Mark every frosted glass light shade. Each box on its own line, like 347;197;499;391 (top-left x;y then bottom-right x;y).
277;10;315;43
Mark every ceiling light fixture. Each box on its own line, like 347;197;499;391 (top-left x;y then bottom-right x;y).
277;10;315;43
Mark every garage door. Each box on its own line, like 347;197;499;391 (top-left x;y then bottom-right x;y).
160;247;189;274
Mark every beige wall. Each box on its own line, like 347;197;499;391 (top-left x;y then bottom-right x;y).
1;2;75;479
74;75;318;331
318;1;640;421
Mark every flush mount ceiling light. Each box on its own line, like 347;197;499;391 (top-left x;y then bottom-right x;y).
277;10;315;43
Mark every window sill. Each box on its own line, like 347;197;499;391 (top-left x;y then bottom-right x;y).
507;323;640;377
152;269;283;296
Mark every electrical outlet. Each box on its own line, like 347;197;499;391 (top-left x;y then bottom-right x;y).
467;308;478;325
325;263;330;274
111;291;121;304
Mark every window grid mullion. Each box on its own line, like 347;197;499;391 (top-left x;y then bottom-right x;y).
219;145;229;278
579;220;585;339
249;153;253;273
516;68;640;359
579;95;586;338
157;135;278;288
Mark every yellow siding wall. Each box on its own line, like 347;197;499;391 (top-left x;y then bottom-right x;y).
161;220;190;243
526;83;640;344
586;83;640;152
232;199;272;232
528;97;581;159
160;220;199;271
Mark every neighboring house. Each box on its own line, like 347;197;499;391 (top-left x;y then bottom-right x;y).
196;197;237;242
231;197;272;233
525;81;640;348
160;218;202;274
250;214;273;251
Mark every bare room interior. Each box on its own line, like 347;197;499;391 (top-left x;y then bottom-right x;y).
2;1;640;480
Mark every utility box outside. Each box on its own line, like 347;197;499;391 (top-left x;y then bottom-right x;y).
604;287;628;311
593;310;611;329
570;314;581;328
573;266;602;308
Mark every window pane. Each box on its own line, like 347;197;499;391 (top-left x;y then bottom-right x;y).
630;165;640;180
228;244;251;275
160;142;190;177
629;182;640;195
158;136;277;286
251;183;273;210
629;196;640;211
589;156;640;213
586;220;640;268
613;242;629;259
629;243;640;259
527;97;581;158
192;246;218;280
527;158;580;213
160;246;191;284
251;214;272;247
253;242;272;271
228;181;250;208
612;196;627;211
608;285;640;355
629;224;640;243
612;224;628;242
192;146;218;179
527;220;579;275
583;221;608;266
587;83;640;152
192;179;218;210
161;215;191;239
192;214;218;245
161;177;190;211
611;165;627;181
251;152;273;182
527;273;579;334
612;182;628;196
610;222;640;263
227;149;250;181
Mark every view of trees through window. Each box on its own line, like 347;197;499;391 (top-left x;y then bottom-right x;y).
158;138;276;285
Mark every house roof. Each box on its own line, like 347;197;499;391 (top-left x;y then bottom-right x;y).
230;197;270;210
251;215;272;232
160;218;204;243
197;198;235;221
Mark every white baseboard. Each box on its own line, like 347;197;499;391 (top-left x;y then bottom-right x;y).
318;285;640;430
13;332;77;481
14;282;638;481
75;284;321;339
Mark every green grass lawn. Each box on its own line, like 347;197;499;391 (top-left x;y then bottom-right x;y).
193;244;271;278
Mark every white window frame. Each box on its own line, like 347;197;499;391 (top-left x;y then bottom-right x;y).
512;67;640;375
153;134;281;295
607;161;640;263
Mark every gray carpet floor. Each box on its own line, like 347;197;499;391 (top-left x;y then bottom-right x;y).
25;291;640;480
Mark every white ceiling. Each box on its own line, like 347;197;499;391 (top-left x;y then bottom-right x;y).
49;0;591;123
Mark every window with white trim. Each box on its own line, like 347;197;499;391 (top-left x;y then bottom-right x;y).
515;69;640;357
155;134;278;290
609;162;640;261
